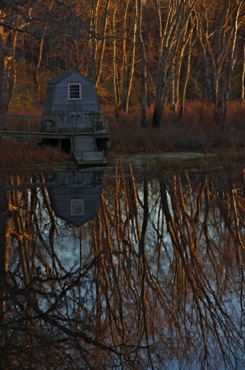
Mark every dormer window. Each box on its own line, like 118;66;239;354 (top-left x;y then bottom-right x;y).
68;83;81;100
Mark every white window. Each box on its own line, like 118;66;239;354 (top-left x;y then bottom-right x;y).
71;199;84;216
68;83;81;100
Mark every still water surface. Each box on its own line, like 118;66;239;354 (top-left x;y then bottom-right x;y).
0;161;244;369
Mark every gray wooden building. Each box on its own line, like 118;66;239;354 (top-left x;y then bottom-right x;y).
41;70;110;165
42;70;103;131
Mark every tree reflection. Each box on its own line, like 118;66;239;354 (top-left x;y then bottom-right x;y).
0;167;244;369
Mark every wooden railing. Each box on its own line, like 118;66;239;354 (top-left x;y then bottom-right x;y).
0;114;110;141
0;113;109;132
0;130;110;140
0;115;42;132
0;130;71;139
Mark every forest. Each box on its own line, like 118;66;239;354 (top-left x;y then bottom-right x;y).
0;0;244;129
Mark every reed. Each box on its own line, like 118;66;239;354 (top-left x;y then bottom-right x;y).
106;101;245;154
1;101;244;167
0;139;72;167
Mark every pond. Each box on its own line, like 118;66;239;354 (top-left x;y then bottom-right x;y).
0;160;244;369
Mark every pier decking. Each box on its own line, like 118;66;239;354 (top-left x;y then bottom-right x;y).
0;115;110;167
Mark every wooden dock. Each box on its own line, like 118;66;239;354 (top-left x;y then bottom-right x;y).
0;129;110;141
71;133;108;166
0;115;110;167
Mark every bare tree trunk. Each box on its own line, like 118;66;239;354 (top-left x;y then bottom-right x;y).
0;191;7;325
0;187;11;359
32;1;55;103
242;42;245;105
153;0;196;127
94;0;111;87
87;0;99;80
220;1;243;129
112;2;119;117
136;0;148;127
170;19;194;114
112;0;136;117
180;19;195;117
196;0;244;122
0;33;7;114
119;0;137;115
0;24;15;113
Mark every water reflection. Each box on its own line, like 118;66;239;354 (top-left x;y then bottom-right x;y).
0;165;244;369
46;170;104;227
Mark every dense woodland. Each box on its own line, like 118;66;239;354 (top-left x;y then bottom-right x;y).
0;0;244;128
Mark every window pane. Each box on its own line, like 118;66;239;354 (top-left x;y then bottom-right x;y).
69;84;81;99
71;199;84;216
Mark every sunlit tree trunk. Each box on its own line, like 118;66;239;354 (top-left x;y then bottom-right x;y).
219;1;244;129
152;0;196;127
172;13;196;117
31;1;54;102
0;20;16;113
112;2;119;117
94;0;111;87
136;0;147;127
196;0;244;127
87;0;99;80
120;0;137;115
170;18;194;114
0;31;7;114
180;25;195;117
87;0;111;86
111;0;137;117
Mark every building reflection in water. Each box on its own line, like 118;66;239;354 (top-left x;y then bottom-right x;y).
0;166;244;369
46;170;104;227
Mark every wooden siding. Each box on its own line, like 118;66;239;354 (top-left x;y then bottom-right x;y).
43;70;101;114
0;70;110;167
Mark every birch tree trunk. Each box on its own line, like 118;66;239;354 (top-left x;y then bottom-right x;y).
180;22;195;117
32;1;55;102
196;0;244;119
136;0;148;127
152;0;197;127
112;2;119;117
94;0;111;87
220;1;244;129
87;0;111;86
170;17;195;114
112;0;137;117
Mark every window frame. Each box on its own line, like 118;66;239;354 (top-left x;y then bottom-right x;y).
71;199;84;216
68;83;82;100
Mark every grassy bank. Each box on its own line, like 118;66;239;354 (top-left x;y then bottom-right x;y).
0;139;72;167
0;101;244;168
106;101;244;153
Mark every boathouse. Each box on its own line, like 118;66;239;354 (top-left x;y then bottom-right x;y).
0;70;110;166
42;69;103;132
41;70;110;165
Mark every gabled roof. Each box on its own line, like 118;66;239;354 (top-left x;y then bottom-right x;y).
48;70;94;85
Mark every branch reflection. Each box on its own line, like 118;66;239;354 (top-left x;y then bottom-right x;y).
0;166;244;369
